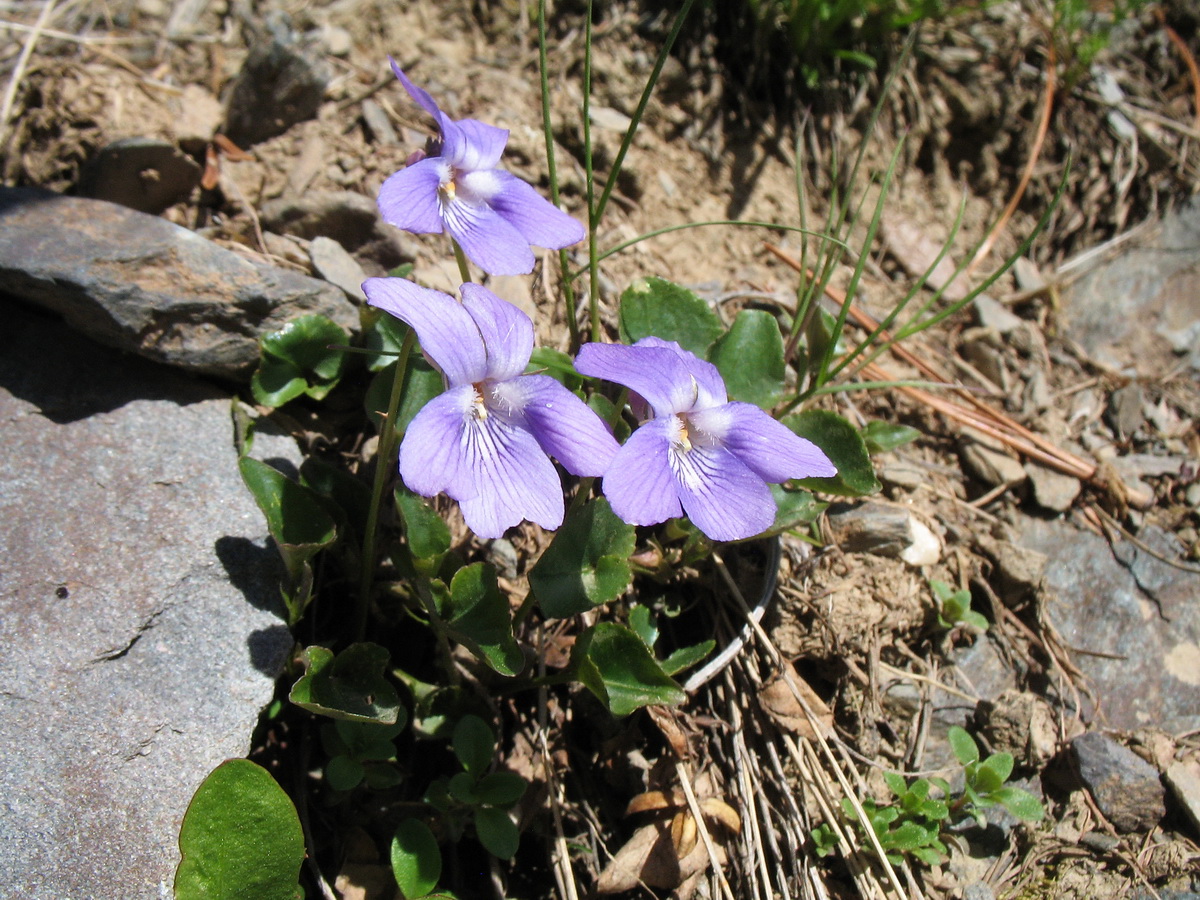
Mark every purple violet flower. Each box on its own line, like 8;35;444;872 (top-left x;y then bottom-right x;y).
378;59;586;276
362;278;618;538
575;337;837;541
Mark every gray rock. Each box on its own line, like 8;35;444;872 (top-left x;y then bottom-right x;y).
1020;515;1200;731
1061;198;1200;374
975;690;1058;768
959;438;1027;488
361;99;399;146
1024;461;1081;512
1164;761;1200;841
0;187;357;380
77;137;202;214
1071;732;1165;832
962;884;996;900
975;294;1024;334
0;306;293;897
260;190;411;270
975;536;1047;595
310;235;367;301
223;18;330;147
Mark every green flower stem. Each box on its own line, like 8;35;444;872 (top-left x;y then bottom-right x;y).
415;578;461;687
582;0;600;341
536;0;579;348
452;240;472;285
354;330;415;642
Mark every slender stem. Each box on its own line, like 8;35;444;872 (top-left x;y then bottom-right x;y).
537;0;579;347
451;240;472;285
354;331;415;642
417;579;462;686
582;0;600;340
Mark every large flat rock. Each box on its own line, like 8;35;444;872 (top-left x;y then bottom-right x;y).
0;303;294;898
0;186;358;380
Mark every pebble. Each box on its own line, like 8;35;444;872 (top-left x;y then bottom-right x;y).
1024;462;1082;512
959;439;1026;488
826;501;942;566
1070;732;1166;832
310;236;367;302
1164;760;1200;841
77;137;201;214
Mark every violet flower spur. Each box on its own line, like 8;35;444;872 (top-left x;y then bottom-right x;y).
378;59;586;276
361;278;618;539
575;337;837;542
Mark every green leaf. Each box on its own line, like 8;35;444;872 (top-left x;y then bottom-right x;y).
991;786;1045;822
962;610;990;631
883;771;908;798
289;643;402;724
391;819;442;900
334;718;406;761
238;457;338;585
618;276;724;356
885;821;935;852
251;315;349;407
474;806;520;860
325;755;365;792
444;564;524;676
363;763;405;790
363;313;412;373
627;605;658;648
300;456;372;544
572;623;686;717
659;640;715;676
528;346;582;389
365;358;444;436
979;751;1015;785
948;726;980;765
910;845;945;866
395;488;451;574
861;420;921;454
766;485;827;536
709;309;786;408
529;498;636;619
175;760;305;900
453;715;495;777
783;410;881;497
448;771;479;805
474;772;528;808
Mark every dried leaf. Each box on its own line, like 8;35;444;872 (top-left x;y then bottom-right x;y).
670;810;697;858
626;790;679;815
758;662;834;739
699;797;742;835
646;705;690;758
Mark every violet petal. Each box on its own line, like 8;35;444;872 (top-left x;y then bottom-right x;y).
671;442;775;541
361;278;487;385
601;417;683;526
479;170;586;250
634;337;727;409
440;116;509;171
491;374;619;477
575;342;698;418
398;384;477;501
377;158;446;234
389;58;440;119
441;195;537;276
457;414;564;537
460;284;534;381
690;402;837;482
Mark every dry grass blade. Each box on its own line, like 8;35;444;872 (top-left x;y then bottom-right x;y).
0;0;59;141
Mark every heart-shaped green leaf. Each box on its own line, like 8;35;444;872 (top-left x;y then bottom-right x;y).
709;309;786;409
861;420;920;454
530;498;635;619
238;457;337;585
571;623;685;716
783;409;881;497
395;488;451;574
289;643;402;724
443;565;524;676
452;715;495;777
618;276;724;356
251;315;349;407
473;806;520;860
175;760;304;900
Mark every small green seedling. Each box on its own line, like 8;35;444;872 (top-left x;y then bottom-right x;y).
812;726;1043;868
930;579;989;632
321;718;407;792
423;715;527;861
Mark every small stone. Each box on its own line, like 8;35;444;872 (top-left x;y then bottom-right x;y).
1108;382;1145;438
962;883;996;900
361;99;398;146
321;24;353;56
976;536;1047;594
1164;760;1200;840
485;274;537;323
77;137;201;214
879;460;925;490
959;439;1027;488
1071;732;1166;832
975;690;1058;768
309;236;367;302
224;20;331;147
975;294;1024;334
488;539;520;581
1024;462;1081;512
1014;258;1044;292
826;501;942;565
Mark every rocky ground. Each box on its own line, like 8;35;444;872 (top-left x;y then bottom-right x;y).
1;0;1199;898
